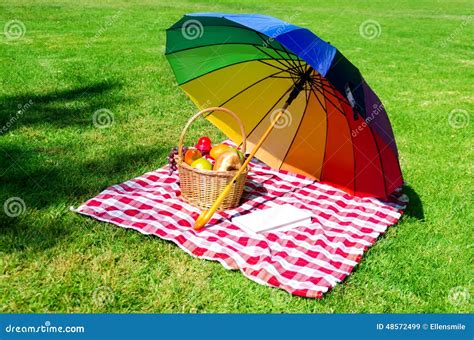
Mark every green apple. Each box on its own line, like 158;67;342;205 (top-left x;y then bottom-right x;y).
191;158;213;171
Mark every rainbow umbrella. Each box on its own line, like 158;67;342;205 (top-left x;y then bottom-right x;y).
165;13;403;218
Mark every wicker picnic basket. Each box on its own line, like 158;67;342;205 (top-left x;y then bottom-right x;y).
176;107;248;211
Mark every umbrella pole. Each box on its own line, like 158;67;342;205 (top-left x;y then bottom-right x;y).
193;103;288;230
193;67;313;230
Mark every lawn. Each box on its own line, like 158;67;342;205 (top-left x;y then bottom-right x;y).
0;0;472;313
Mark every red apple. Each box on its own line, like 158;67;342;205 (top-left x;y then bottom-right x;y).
195;136;212;156
197;136;212;146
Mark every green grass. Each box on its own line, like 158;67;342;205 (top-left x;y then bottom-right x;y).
1;0;473;313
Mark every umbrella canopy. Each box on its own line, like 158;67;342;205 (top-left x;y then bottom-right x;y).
165;13;403;200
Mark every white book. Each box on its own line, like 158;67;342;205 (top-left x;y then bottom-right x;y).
232;204;313;235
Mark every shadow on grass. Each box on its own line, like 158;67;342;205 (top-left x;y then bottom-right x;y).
401;185;424;221
0;81;124;132
0;144;170;254
1;142;169;207
0;82;171;253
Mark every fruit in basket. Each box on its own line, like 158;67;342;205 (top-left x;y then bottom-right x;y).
195;136;212;156
197;136;212;146
184;148;202;166
195;143;211;156
167;146;188;175
210;143;232;160
191;158;213;171
213;149;242;171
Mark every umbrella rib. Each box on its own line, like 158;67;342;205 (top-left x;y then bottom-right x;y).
255;31;297;70
168;24;303;71
298;57;308;76
268;75;300;79
310;83;347;117
262;61;306;93
278;87;312;169
310;76;324;88
320;81;351;107
317;78;344;106
318;87;330;180
254;32;303;73
179;58;295;86
281;43;306;75
314;74;351;108
304;81;310;103
279;46;303;75
254;45;301;74
308;86;329;174
333;87;358;195
167;23;302;55
257;60;302;78
168;24;304;76
165;42;298;57
201;68;300;118
167;23;295;52
315;83;358;194
309;87;326;112
309;86;329;180
244;83;295;141
311;78;324;90
366;125;389;198
283;69;299;85
303;62;311;73
258;61;305;83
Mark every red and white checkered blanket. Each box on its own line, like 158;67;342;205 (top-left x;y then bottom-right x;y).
74;157;407;298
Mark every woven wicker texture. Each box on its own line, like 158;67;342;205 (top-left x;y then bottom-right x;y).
176;107;248;210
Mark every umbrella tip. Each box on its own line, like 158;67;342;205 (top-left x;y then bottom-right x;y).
193;210;210;230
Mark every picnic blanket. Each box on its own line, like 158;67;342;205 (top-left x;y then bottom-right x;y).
73;155;407;298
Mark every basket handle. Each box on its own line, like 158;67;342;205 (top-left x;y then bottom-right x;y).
177;106;247;161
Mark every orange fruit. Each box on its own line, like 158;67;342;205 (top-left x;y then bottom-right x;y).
209;144;232;160
184;148;202;165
